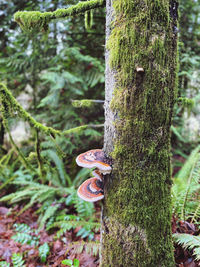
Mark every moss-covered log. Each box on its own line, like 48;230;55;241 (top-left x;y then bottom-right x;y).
101;0;178;266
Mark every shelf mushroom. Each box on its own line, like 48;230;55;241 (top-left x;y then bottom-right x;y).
77;177;104;202
76;149;112;202
92;169;103;180
76;149;112;174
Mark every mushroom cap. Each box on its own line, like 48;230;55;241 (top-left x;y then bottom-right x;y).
76;149;112;174
77;177;104;202
92;169;103;180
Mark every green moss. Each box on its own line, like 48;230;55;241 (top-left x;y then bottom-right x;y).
84;10;94;30
14;0;105;33
102;0;178;266
72;99;94;108
62;125;88;135
177;97;194;109
14;11;51;33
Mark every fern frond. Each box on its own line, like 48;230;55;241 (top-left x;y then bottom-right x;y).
85;241;100;256
191;201;200;223
48;218;100;239
13;223;31;233
72;167;91;187
173;233;200;260
49;220;100;230
39;243;50;263
41;149;71;186
11;253;25;267
12;232;39;246
175;145;200;186
68;241;100;256
12;223;39;247
39;204;60;229
172;146;200;220
75;199;94;218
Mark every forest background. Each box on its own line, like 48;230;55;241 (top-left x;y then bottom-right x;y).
0;0;200;266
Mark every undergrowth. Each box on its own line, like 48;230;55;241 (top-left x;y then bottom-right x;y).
172;145;200;261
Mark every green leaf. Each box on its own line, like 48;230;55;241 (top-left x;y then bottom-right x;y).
62;259;73;266
39;243;50;263
73;259;80;267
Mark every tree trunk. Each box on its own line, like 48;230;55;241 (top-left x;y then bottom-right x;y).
101;0;178;266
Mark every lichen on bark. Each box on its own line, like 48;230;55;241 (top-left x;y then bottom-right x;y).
102;0;178;266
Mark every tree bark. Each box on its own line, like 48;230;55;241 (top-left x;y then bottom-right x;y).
101;0;178;266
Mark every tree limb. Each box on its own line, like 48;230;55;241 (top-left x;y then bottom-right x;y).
14;0;106;33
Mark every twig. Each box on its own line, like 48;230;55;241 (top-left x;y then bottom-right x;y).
35;129;45;182
2;115;34;172
71;99;104;108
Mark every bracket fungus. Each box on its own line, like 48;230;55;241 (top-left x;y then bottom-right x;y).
76;149;112;202
77;177;104;202
76;149;112;174
92;169;103;180
136;66;144;73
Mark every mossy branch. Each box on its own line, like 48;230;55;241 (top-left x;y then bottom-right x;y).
177;97;195;109
0;83;60;136
0;83;103;137
72;99;104;108
14;0;105;33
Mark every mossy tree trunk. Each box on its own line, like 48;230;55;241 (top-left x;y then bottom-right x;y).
101;0;178;266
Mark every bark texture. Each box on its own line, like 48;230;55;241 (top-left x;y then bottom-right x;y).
101;0;178;266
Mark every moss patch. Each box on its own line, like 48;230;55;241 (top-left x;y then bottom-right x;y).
72;99;94;108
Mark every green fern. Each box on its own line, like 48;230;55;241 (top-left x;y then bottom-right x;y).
173;233;200;261
72;167;92;187
11;253;25;267
11;223;39;247
0;262;10;267
13;223;32;233
39;243;50;263
38;204;60;230
65;190;94;218
12;232;39;246
67;241;100;256
44;189;99;239
172;146;200;221
0;178;72;206
174;145;200;186
49;218;100;239
41;149;71;186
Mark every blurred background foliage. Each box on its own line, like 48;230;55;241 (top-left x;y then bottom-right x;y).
0;0;200;264
0;0;105;176
0;0;105;248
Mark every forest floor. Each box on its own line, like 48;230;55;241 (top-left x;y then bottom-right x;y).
0;204;99;267
0;203;199;267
